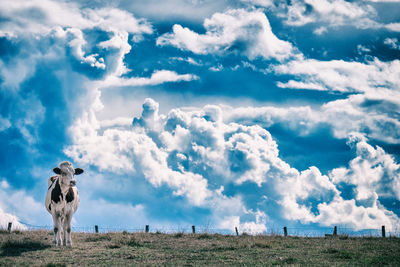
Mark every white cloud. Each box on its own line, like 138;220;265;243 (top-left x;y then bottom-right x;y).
75;197;149;228
316;198;400;230
225;89;400;144
3;0;398;233
217;209;268;234
240;0;274;8
157;9;294;61
0;0;152;36
98;70;199;88
0;207;27;231
0;181;27;231
66;99;281;229
268;56;400;144
170;57;203;66
264;0;377;28
0;43;43;90
276;139;400;230
0;117;11;132
244;0;400;33
118;0;228;22
277;80;327;91
322;93;400;144
274;58;400;93
57;27;106;70
65;101;211;206
225;105;319;136
331;133;400;201
209;64;224;72
384;38;400;50
65;98;400;232
385;22;400;32
313;26;328;35
0;179;48;229
0;0;153;84
357;44;372;54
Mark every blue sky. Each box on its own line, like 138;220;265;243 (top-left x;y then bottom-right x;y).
0;0;400;233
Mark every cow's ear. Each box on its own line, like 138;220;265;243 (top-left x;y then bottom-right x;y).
75;168;84;175
53;167;62;174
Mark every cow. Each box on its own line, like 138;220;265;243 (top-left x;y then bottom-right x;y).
45;161;83;247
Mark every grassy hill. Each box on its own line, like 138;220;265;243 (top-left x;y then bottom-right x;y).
1;230;400;266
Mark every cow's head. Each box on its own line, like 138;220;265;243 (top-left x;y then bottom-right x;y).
53;161;83;186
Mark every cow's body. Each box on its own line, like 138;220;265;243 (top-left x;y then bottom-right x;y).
45;161;83;247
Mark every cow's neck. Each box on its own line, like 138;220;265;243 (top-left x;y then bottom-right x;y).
59;176;72;194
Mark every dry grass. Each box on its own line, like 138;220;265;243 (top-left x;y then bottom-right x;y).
0;230;400;266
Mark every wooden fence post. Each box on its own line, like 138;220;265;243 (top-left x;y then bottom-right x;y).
333;226;337;236
95;225;99;233
283;227;288;237
145;225;149;233
382;225;386;238
192;225;195;234
7;222;12;233
235;227;239;236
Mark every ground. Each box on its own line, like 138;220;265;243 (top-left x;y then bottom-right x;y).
1;230;400;266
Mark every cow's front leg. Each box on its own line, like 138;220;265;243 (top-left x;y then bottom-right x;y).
52;215;57;245
52;213;62;246
57;216;63;246
63;214;73;247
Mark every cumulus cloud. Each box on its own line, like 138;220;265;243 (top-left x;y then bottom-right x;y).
55;27;106;70
66;98;282;231
66;98;400;232
331;133;400;201
0;0;171;156
157;9;294;61
2;0;399;234
0;0;153;82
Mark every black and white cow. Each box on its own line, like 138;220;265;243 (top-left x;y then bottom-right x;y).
45;161;83;247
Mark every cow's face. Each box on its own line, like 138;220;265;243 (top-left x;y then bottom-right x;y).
53;161;84;186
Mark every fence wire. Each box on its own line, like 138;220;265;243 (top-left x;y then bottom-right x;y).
10;221;397;237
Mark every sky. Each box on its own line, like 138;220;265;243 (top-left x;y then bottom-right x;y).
0;0;400;234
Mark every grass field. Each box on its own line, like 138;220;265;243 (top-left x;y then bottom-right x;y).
1;230;400;266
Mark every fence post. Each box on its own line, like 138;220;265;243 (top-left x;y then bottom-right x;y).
333;226;337;236
145;225;149;233
235;227;239;236
382;225;386;238
7;222;12;233
95;225;99;233
283;226;288;237
192;225;195;234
